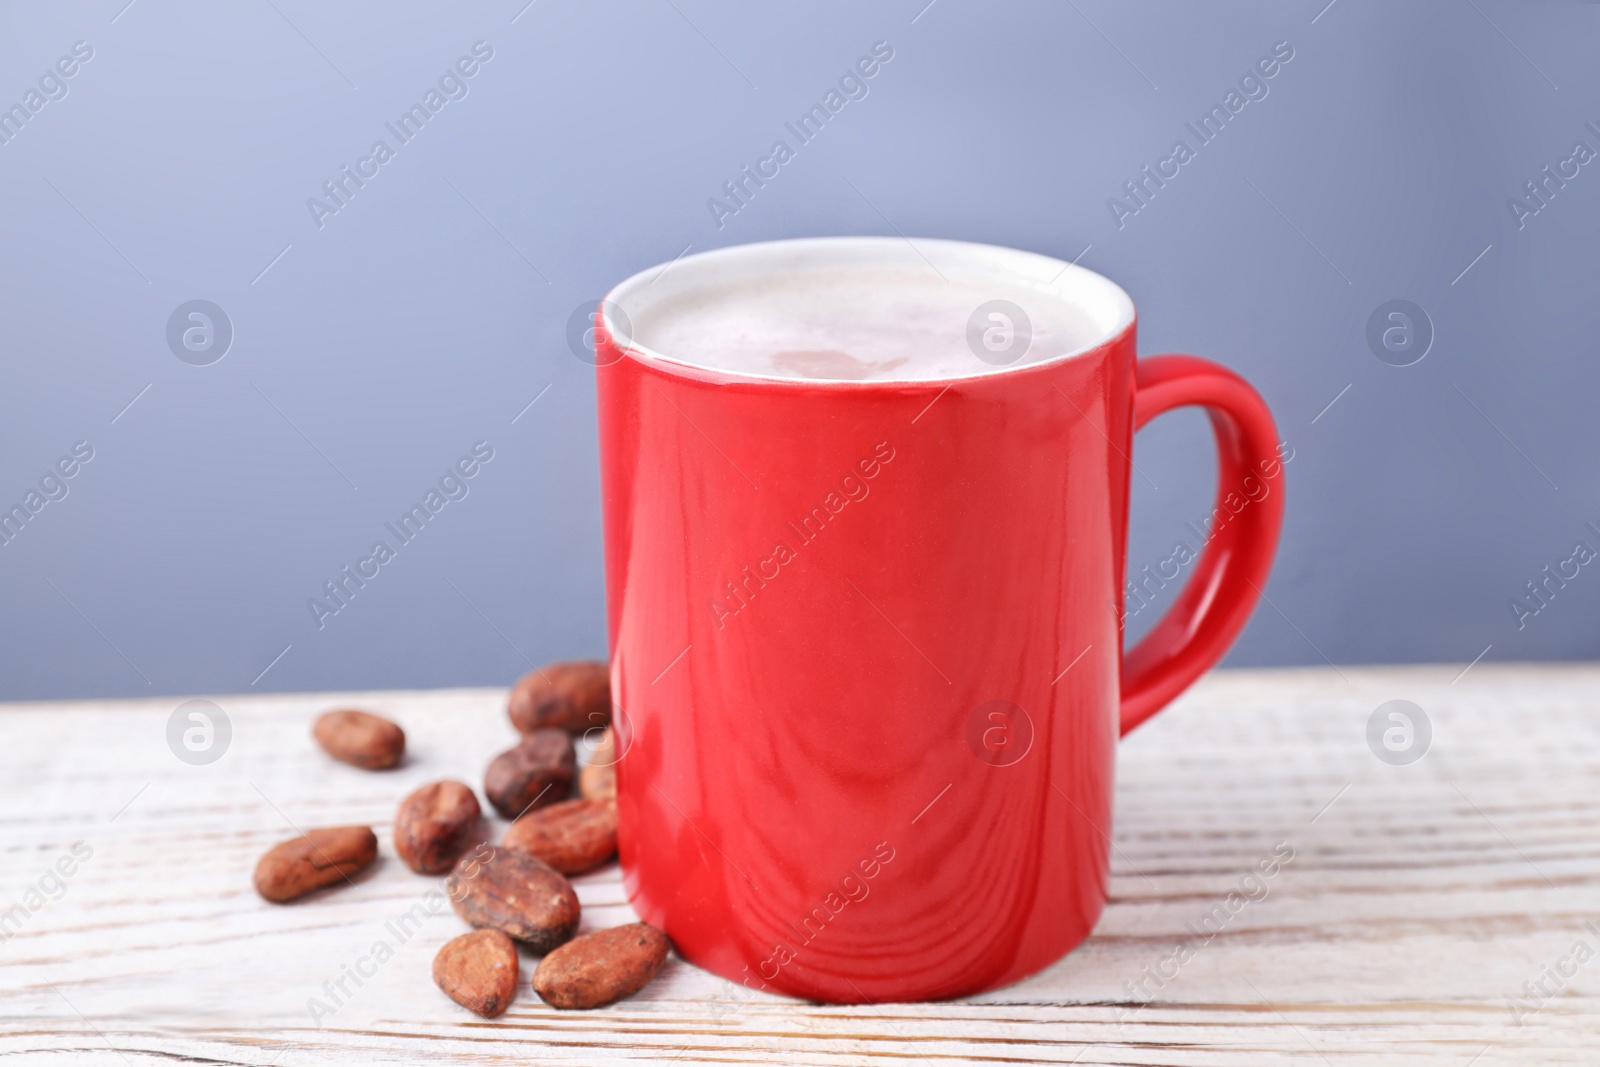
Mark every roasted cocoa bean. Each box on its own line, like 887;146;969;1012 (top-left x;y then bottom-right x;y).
253;826;377;903
578;728;617;801
446;847;580;953
312;709;405;770
433;928;518;1018
394;780;483;874
502;797;617;875
509;661;610;735
533;922;670;1009
484;729;574;819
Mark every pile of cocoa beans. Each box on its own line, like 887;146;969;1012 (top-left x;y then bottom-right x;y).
251;661;669;1016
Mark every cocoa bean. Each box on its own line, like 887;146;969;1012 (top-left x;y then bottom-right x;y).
312;709;405;770
432;928;518;1018
484;730;575;819
253;826;377;903
394;780;483;874
502;797;617;875
533;922;670;1009
446;847;580;953
509;661;610;735
578;728;617;801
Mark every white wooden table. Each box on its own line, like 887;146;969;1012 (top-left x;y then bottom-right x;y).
2;664;1596;1064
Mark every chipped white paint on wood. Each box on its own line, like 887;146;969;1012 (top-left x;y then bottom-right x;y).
2;664;1597;1064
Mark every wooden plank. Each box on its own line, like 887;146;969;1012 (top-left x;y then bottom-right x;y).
2;664;1597;1064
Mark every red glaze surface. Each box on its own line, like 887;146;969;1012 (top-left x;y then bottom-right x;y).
595;273;1282;1004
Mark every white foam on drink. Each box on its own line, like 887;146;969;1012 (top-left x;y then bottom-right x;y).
626;265;1104;382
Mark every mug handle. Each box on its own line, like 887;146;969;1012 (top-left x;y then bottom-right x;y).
1120;355;1285;735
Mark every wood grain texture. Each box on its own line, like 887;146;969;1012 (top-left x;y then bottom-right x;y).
2;664;1597;1064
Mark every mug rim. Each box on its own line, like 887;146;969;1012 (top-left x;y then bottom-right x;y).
599;236;1137;386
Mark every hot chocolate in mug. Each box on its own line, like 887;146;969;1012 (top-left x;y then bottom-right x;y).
591;237;1284;1002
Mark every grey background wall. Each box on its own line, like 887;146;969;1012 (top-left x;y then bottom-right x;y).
1;0;1595;702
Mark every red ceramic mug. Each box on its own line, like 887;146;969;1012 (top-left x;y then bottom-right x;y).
594;237;1284;1003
